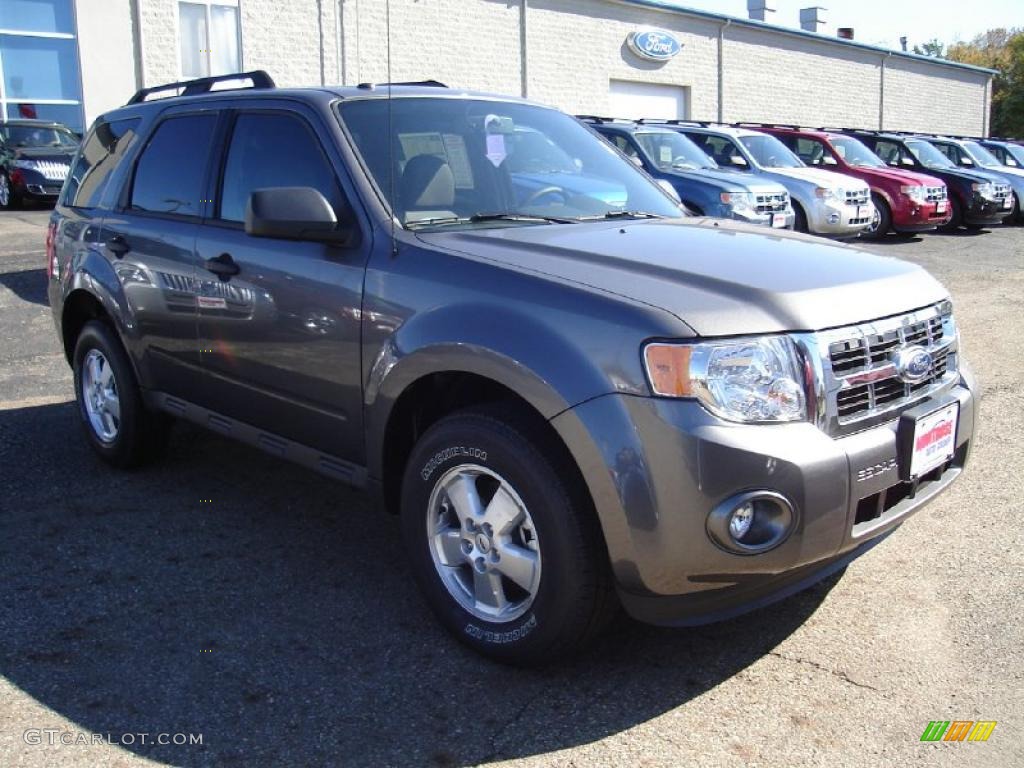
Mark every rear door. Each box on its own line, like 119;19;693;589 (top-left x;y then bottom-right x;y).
100;109;220;399
193;103;369;462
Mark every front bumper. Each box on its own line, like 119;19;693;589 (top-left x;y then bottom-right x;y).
10;168;63;201
965;194;1013;226
726;205;795;230
804;199;874;237
891;198;952;232
552;372;976;626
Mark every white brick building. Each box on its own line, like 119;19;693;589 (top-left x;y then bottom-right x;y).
3;0;994;135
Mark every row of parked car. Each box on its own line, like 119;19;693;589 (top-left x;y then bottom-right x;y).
578;116;1024;239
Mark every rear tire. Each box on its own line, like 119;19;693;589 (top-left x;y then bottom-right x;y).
400;406;615;665
72;320;171;468
862;194;891;239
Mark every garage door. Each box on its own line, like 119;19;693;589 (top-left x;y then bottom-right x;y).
608;80;688;120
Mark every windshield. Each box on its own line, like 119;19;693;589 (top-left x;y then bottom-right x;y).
504;129;578;173
906;139;955;169
739;134;804;168
336;98;682;230
831;136;885;168
963;141;1004;168
0;124;78;149
635;130;717;171
1003;144;1024;167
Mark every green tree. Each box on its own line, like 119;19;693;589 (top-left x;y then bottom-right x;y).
913;39;945;57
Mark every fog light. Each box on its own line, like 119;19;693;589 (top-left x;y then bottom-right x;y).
827;212;840;224
707;491;796;555
729;502;754;540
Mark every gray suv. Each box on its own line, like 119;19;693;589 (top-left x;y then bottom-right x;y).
48;72;976;664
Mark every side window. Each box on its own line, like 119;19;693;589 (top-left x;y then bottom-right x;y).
62;118;142;208
954;146;973;166
873;140;900;166
219;112;344;223
793;137;825;165
130;114;217;216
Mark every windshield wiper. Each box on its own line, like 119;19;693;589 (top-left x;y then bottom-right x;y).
577;210;667;221
407;212;576;229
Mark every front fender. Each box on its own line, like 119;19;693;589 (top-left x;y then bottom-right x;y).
364;302;636;480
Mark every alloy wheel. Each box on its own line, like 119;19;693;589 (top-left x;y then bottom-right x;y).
0;174;9;207
426;464;542;623
81;349;121;443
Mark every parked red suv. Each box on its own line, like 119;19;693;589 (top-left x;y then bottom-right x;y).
741;125;952;238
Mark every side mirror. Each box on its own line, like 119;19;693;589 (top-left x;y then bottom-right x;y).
245;187;358;246
628;154;644;168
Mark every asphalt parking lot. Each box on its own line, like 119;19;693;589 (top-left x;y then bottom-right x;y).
1;207;1021;768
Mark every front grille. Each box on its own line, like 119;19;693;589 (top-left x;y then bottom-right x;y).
755;191;789;214
823;304;957;425
992;183;1011;202
925;186;946;202
32;161;71;181
844;188;869;206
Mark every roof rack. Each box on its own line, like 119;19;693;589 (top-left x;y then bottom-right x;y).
127;70;275;105
576;115;624;123
655;119;714;127
732;121;802;130
355;79;448;90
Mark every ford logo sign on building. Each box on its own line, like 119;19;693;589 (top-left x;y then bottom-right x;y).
627;29;683;62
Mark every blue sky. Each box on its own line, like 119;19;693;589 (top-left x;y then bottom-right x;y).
665;1;1023;50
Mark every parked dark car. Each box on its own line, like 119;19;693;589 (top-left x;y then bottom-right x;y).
0;119;79;209
976;137;1024;170
840;129;1012;230
925;136;1024;223
48;72;976;664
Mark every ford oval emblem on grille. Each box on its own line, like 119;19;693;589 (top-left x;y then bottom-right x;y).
893;345;932;384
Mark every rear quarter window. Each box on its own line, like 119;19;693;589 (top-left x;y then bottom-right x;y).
61;118;142;208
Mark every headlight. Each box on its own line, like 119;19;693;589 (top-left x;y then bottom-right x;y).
720;191;756;210
900;184;927;203
972;182;996;200
12;159;40;171
814;186;844;203
643;336;807;423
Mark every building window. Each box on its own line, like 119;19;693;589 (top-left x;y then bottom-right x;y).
0;0;83;131
179;1;241;79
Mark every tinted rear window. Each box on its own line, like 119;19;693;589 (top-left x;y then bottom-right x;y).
62;118;141;208
130;114;217;216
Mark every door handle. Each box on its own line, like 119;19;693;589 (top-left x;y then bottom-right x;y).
204;252;240;279
106;235;130;258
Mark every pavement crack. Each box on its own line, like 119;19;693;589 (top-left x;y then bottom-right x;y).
767;650;882;693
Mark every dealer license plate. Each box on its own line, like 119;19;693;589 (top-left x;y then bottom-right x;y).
935;200;947;213
908;402;958;479
771;213;787;228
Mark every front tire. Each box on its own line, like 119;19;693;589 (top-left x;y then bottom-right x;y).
862;194;891;239
72;320;170;468
400;407;615;665
0;171;20;210
940;195;963;231
792;202;809;233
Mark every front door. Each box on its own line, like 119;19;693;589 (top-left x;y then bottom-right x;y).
194;105;369;462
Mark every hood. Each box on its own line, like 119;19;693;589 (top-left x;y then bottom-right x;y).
975;165;1024;187
660;166;761;190
11;146;76;164
762;166;869;191
920;165;1001;185
852;165;944;187
417;218;947;336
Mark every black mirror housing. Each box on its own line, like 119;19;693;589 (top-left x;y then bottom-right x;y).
245;186;358;245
